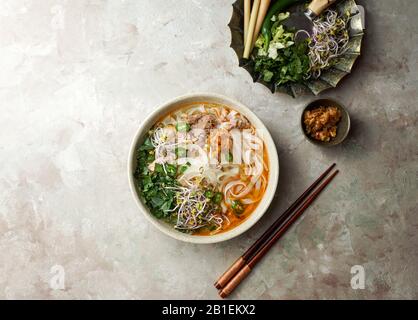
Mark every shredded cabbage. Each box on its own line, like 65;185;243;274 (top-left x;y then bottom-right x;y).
255;13;294;59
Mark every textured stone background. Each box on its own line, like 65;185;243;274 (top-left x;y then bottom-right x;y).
0;0;417;299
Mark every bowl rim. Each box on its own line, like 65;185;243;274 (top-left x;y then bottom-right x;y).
300;98;351;147
127;93;279;244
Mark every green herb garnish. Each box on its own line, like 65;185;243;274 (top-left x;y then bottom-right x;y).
253;12;310;86
134;135;178;219
175;122;191;132
178;162;191;174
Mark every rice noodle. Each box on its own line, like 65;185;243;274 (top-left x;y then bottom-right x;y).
221;202;228;214
224;180;246;198
241;198;255;205
255;178;261;190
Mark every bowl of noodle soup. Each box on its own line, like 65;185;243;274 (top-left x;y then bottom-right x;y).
128;93;279;243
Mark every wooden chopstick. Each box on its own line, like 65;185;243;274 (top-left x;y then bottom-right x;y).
218;169;340;298
214;163;336;289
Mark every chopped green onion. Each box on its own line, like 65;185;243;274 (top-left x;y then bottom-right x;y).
176;122;191;132
166;164;177;177
204;190;214;199
213;192;223;204
231;200;245;215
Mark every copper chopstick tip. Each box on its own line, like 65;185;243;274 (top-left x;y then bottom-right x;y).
219;290;227;299
214;257;246;290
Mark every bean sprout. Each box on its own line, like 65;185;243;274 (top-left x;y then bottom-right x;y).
308;9;351;79
169;185;224;231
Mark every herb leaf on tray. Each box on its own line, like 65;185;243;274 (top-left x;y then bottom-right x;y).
253;12;310;86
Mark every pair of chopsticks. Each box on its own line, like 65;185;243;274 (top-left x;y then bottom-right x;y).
243;0;271;59
214;163;339;298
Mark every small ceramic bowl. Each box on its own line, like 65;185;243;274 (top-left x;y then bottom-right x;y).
301;99;351;146
128;93;279;244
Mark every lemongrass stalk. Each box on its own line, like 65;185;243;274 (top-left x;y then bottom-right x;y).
244;0;251;43
243;0;261;59
251;0;271;49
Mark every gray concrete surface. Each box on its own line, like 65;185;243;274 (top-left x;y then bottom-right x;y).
0;0;417;299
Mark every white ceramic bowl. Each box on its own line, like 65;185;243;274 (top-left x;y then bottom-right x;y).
128;93;279;243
